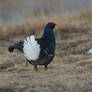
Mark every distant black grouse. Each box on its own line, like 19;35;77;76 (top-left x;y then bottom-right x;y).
8;22;56;71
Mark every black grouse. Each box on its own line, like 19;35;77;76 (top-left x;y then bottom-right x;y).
8;22;56;71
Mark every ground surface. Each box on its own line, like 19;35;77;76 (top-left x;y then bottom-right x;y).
0;12;92;92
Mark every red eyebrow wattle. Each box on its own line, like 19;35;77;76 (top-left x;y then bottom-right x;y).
49;22;55;24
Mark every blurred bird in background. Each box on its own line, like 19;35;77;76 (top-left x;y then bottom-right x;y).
8;22;56;71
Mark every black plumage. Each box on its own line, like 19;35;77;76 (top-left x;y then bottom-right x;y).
8;22;56;71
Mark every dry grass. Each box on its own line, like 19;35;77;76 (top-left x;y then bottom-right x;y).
0;11;92;92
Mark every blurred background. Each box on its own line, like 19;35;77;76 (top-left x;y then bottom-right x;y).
0;0;91;26
0;0;92;92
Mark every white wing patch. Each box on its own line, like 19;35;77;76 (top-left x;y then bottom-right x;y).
23;35;40;61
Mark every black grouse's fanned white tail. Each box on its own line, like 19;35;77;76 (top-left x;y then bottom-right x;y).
23;35;40;61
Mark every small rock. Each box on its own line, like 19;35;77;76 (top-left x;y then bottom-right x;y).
88;49;92;55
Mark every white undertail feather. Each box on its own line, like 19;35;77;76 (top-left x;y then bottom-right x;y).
23;35;40;61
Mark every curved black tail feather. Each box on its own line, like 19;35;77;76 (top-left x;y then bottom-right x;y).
8;41;24;53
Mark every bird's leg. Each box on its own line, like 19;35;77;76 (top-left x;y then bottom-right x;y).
44;65;48;70
34;65;38;71
26;62;28;67
26;59;31;67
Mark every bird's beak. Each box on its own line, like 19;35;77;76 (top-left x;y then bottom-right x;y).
55;24;57;26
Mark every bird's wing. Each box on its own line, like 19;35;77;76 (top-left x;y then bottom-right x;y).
36;38;54;59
